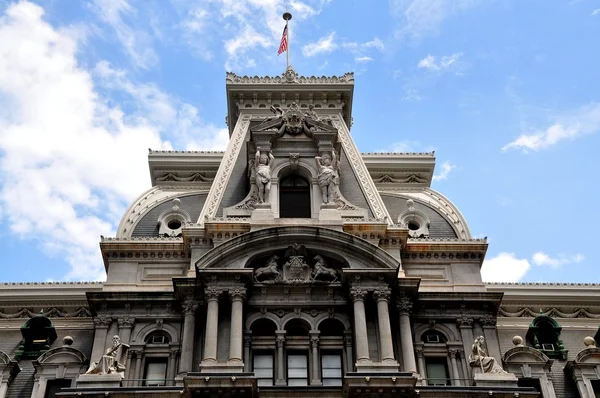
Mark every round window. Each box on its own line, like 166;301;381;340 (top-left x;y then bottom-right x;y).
167;219;182;230
408;221;420;231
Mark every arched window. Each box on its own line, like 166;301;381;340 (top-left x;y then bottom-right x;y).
145;331;170;345
279;175;311;218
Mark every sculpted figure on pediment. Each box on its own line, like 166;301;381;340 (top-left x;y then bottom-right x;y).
86;335;129;377
469;336;507;374
312;255;338;282
254;255;281;282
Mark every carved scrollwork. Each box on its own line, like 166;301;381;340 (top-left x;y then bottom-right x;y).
374;288;392;302
94;315;112;327
479;315;497;327
117;317;135;328
456;316;474;328
182;300;199;315
229;288;247;301
350;288;367;301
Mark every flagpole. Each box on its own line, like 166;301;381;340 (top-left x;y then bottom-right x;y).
283;11;292;69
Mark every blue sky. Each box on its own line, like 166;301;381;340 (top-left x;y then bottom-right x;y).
0;0;598;282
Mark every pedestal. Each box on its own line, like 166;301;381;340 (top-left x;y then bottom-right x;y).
75;374;122;388
199;361;245;374
318;203;342;222
251;203;274;223
473;372;518;388
355;360;400;373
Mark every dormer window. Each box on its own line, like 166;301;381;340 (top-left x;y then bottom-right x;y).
526;314;567;360
398;199;431;238
157;198;191;237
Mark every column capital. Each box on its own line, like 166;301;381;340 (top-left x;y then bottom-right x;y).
117;316;135;329
310;335;320;349
349;287;367;301
169;349;179;359
415;348;424;359
344;334;353;347
182;299;199;315
204;287;223;301
448;349;460;359
244;335;252;347
93;315;112;328
479;314;497;328
229;287;247;301
396;296;413;315
276;336;285;348
126;350;135;359
456;316;474;328
374;287;392;302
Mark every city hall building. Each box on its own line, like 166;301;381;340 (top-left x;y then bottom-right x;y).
1;64;600;398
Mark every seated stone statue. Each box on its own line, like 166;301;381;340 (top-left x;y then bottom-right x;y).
86;335;129;377
469;336;506;374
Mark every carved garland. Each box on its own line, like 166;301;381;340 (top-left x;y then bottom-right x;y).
0;307;92;319
330;115;391;224
199;115;252;224
499;307;600;319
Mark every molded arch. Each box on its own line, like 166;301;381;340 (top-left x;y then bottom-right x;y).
530;314;561;329
272;161;318;182
116;187;209;238
314;313;351;332
0;350;10;364
37;346;86;364
281;313;315;331
245;312;282;331
413;323;458;342
503;345;551;364
132;323;179;344
574;347;600;364
379;190;471;239
196;226;401;270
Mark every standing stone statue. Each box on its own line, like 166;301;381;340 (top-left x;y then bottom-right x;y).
315;151;340;204
86;335;129;377
255;148;274;204
469;336;507;374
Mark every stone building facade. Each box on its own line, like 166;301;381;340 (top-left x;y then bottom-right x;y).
1;67;599;398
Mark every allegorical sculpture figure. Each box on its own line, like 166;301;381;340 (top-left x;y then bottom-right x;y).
312;255;338;282
86;335;129;377
469;336;507;374
254;255;281;282
255;148;274;204
315;151;340;204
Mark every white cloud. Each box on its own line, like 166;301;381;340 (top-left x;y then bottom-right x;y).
592;8;600;16
391;0;477;38
502;103;600;152
432;161;455;181
481;252;530;283
532;252;585;269
0;1;226;280
302;31;337;57
91;0;158;69
355;56;373;63
384;140;435;152
342;37;385;55
418;52;462;71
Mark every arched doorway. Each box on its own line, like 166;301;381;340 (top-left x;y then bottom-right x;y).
279;175;311;218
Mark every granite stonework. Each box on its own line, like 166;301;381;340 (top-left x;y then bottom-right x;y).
2;61;597;398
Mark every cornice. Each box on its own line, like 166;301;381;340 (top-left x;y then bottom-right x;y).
361;152;435;157
225;72;354;85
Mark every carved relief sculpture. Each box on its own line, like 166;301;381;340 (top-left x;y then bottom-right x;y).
254;255;281;282
316;151;340;205
312;255;338;282
468;336;507;374
86;335;129;377
255;148;274;204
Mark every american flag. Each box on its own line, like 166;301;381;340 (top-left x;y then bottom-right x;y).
278;24;288;55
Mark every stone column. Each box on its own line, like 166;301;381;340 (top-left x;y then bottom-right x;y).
117;317;135;345
179;299;199;373
202;288;222;363
133;350;143;386
90;316;111;364
124;350;134;386
397;296;417;372
243;332;252;373
457;317;474;378
416;348;427;386
350;288;370;363
344;332;354;372
480;315;502;367
374;287;395;363
167;349;178;386
228;288;246;364
448;349;461;386
275;330;286;386
309;331;321;385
